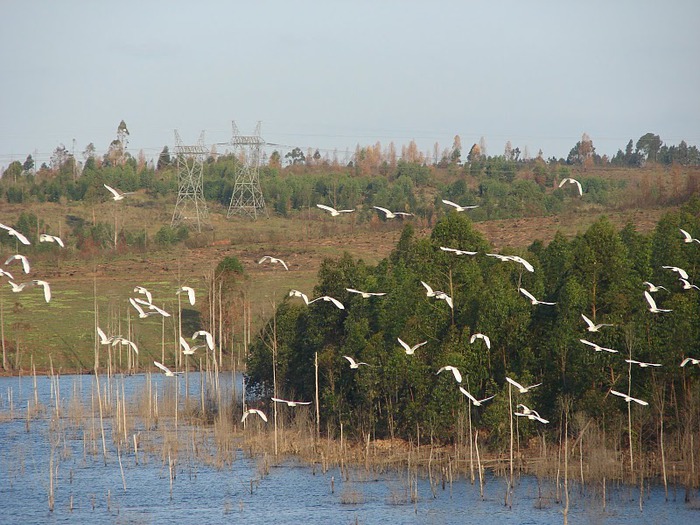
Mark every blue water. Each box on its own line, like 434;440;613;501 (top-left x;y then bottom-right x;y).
0;374;697;524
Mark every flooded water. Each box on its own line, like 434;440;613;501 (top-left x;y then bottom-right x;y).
0;373;697;524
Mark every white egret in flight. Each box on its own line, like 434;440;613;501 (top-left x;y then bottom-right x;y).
644;291;672;313
258;256;289;271
581;313;614;332
625;359;662;368
271;398;312;407
372;206;413;219
662;265;689;279
609;389;648;406
316;204;354;216
680;228;700;243
519;287;556;306
289;289;310;305
39;234;65;247
437;366;462;383
309;295;345;309
469;333;491;349
643;281;668;293
558;177;583;196
679;278;700;290
154;361;180;376
459;387;495;407
441;199;479;212
343;356;370;369
506;376;541;393
397;337;427;355
241;409;268;423
346;288;386;298
0;223;30;245
31;279;51;302
439;246;478;256
681;357;700;367
104;183;134;201
5;254;30;274
192;330;215;351
176;286;196;305
579;339;619;354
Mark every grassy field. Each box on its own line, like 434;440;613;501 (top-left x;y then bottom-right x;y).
0;177;676;375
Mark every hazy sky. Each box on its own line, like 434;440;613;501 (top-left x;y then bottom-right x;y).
1;0;699;169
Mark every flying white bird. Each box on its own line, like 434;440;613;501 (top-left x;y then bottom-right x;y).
662;265;689;279
397;337;427;355
133;286;153;304
97;327;114;345
439;246;478;256
519;287;556;306
309;295;345;309
316;204;355;216
514;406;549;424
7;281;28;293
241;408;268;423
343;356;370;369
346;288;387;298
459;387;495;407
104;183;134;201
420;281;453;308
441;199;479;212
609;389;648;406
0;223;30;245
507;255;535;273
681;357;700;367
558;177;583;196
643;281;668;293
644;291;672;313
112;337;138;354
437;365;462;383
372;206;413;219
176;285;196;305
679;278;700;291
289;289;310;305
129;297;170;318
5;254;30;274
39;233;65;247
31;279;51;302
625;359;662;368
581;314;614;332
506;376;542;393
0;269;14;280
258;256;289;271
271;398;312;407
179;336;196;355
680;228;700;243
154;361;180;376
192;330;215;351
469;333;491;349
579;339;619;354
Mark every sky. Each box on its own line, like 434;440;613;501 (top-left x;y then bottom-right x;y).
1;0;699;170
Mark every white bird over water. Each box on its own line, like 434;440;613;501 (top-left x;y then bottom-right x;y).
289;289;310;305
154;361;180;376
679;278;700;291
0;223;30;245
459;387;495;407
681;357;700;367
558;177;583;196
271;398;312;407
440;246;478;256
192;330;215;351
397;337;427;355
372;206;413;219
643;281;668;293
39;233;65;247
5;254;30;274
241;408;268;423
625;359;662;368
662;265;689;280
31;279;51;302
506;376;542;393
441;199;479;212
680;228;700;243
104;183;134;201
519;287;556;306
309;295;345;309
344;356;370;369
581;314;614;332
579;339;619;354
316;204;355;216
346;288;387;298
644;291;672;313
610;389;648;406
176;285;196;305
470;333;491;349
112;337;138;354
258;255;289;271
437;366;462;383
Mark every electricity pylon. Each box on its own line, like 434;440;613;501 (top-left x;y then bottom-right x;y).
171;130;209;231
227;121;267;219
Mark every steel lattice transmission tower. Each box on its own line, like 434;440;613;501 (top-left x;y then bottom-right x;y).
171;130;210;231
227;121;268;219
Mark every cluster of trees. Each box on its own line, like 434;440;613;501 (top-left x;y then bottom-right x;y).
246;200;700;448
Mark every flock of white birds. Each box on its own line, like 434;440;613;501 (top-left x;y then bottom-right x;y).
2;181;699;427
